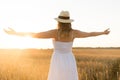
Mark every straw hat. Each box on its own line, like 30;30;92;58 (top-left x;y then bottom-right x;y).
54;11;74;23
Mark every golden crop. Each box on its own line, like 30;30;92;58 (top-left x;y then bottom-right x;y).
0;48;119;80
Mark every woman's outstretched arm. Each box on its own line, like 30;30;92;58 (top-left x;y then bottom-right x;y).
74;28;110;38
4;27;57;38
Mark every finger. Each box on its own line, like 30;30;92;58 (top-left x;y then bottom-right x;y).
106;28;110;31
8;27;13;30
3;28;6;32
8;27;15;31
3;29;9;33
3;28;8;31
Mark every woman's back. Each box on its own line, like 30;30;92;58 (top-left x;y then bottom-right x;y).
53;29;75;42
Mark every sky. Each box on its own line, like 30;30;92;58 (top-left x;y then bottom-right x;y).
0;0;120;49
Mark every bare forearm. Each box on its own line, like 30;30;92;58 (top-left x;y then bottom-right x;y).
14;32;52;38
13;32;35;37
90;32;104;36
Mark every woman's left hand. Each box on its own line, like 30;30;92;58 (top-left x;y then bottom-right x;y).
103;28;110;35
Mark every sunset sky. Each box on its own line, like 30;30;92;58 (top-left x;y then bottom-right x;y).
0;0;120;49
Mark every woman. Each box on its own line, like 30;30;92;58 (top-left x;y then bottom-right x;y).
4;11;110;80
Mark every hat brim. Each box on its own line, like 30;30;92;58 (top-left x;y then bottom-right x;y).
54;18;74;23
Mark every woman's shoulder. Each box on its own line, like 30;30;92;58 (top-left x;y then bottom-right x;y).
47;29;56;31
46;29;58;33
72;29;80;32
47;29;58;36
72;29;84;38
72;29;81;34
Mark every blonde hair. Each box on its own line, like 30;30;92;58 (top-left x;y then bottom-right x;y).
57;22;72;40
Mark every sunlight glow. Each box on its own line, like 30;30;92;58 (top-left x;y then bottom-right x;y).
0;28;53;49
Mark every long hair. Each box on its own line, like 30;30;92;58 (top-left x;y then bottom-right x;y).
57;22;72;40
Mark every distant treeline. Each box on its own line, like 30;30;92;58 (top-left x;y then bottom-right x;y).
73;47;120;49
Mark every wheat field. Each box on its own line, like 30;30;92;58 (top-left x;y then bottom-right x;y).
0;48;120;80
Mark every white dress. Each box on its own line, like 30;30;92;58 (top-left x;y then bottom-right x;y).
47;40;78;80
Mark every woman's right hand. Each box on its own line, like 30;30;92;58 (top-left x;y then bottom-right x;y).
4;27;16;35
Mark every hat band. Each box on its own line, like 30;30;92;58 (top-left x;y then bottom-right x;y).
58;16;70;19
